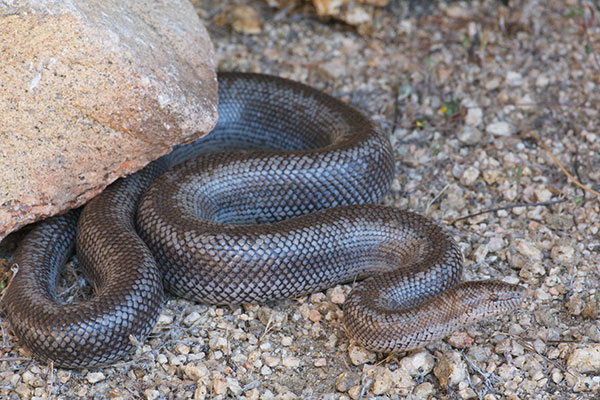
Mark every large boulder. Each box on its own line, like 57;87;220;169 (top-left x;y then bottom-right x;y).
0;0;218;241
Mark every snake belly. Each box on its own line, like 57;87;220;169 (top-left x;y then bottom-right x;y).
1;73;525;368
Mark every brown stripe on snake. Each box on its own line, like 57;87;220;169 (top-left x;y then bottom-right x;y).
1;73;526;368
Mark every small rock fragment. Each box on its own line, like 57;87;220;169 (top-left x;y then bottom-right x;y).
282;356;301;368
399;350;435;376
213;373;228;395
314;358;327;367
329;286;346;304
513;239;543;260
461;166;480;186
183;311;202;327
228;6;263;34
412;382;434;399
458;126;483;145
86;372;106;384
372;367;393;395
486;121;514;136
567;345;600;374
433;351;468;386
348;343;376;365
465;107;483;126
506;71;524;86
336;371;360;392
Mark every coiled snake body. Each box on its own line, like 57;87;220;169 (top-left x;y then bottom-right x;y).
2;73;525;368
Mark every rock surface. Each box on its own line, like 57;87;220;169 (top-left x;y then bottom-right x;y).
0;0;217;241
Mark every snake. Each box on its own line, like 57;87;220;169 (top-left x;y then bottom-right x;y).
1;73;526;369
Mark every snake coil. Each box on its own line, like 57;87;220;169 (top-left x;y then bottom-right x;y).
2;73;525;368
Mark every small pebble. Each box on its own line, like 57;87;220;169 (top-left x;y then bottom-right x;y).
282;356;301;368
183;311;202;327
567;345;600;374
145;389;160;400
486;121;514;136
458;126;483;145
399;350;435;376
465;107;483;126
336;372;360;393
513;239;543;260
372;367;393;395
329;286;346;304
433;351;468;386
347;343;376;365
460;166;480;186
212;373;228;395
314;358;327;367
412;382;434;399
86;372;106;384
506;71;523;86
308;308;321;322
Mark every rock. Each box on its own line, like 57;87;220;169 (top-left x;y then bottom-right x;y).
458;126;483;145
336;371;360;392
399;350;435;376
486;121;514;137
506;71;524;86
281;356;301;368
461;166;480;186
433;351;468;387
217;5;262;35
348;343;376;365
513;239;543;260
329;286;346;304
567;345;600;374
465;107;483;126
312;0;372;27
535;74;549;87
0;0;217;241
371;367;393;395
412;382;434;399
86;372;106;384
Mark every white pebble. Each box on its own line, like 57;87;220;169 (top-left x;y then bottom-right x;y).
513;239;543;260
156;313;174;325
399;350;435;376
372;367;393;395
506;71;523;86
184;361;209;382
282;356;301;368
461;166;480;186
145;389;160;400
465;107;483;126
314;358;327;367
348;343;376;365
486;121;514;136
86;372;105;384
551;245;575;264
534;187;552;202
413;382;434;399
567;345;600;373
281;336;293;346
260;365;272;375
263;355;280;367
183;311;202;327
458;126;483;145
535;74;549;87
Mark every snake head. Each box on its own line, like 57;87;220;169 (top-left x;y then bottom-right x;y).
457;280;527;323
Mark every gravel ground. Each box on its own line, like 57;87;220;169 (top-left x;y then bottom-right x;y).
2;0;600;399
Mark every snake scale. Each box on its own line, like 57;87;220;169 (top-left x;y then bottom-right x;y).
2;73;525;368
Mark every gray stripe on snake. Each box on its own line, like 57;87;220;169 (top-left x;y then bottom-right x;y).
1;73;526;368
